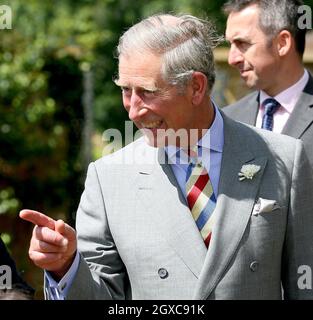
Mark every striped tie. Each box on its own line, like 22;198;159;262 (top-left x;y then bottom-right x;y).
186;155;216;247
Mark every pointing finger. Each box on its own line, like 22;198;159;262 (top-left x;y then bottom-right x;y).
20;209;55;230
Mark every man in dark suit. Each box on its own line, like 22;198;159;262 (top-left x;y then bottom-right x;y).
223;0;313;167
0;237;34;299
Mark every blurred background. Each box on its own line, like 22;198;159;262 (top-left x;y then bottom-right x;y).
0;0;312;299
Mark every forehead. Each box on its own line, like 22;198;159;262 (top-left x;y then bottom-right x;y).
225;5;263;40
117;52;163;88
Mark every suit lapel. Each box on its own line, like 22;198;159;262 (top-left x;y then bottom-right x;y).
245;92;259;125
193;116;268;299
282;74;313;138
136;148;207;278
237;92;259;125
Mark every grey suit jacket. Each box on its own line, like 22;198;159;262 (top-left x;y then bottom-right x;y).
61;114;313;300
223;73;313;168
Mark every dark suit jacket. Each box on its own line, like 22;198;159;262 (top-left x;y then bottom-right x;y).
0;237;34;297
223;72;313;168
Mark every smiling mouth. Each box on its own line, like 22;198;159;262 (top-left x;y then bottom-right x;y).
142;120;163;129
240;69;252;75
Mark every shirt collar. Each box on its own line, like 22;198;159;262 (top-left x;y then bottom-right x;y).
260;69;309;114
165;102;224;161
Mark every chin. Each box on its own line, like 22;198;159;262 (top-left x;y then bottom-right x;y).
142;133;166;148
245;76;259;89
243;79;257;89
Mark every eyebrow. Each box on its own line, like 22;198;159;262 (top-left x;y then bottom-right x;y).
233;36;248;41
227;35;247;43
113;79;159;92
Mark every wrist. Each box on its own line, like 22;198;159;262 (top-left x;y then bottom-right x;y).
50;252;77;281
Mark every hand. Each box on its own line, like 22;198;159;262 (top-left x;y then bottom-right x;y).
19;209;77;280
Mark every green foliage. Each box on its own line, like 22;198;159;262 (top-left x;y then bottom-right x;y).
0;1;90;222
0;233;12;247
0;188;19;215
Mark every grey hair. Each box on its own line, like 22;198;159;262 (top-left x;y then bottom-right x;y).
223;0;306;56
116;14;223;93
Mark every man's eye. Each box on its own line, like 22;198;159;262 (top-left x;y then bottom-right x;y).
236;41;251;51
121;87;131;94
142;90;157;97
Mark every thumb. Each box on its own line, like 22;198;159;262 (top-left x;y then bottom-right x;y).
55;219;66;235
55;219;76;242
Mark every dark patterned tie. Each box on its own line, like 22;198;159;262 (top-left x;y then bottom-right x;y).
261;98;281;131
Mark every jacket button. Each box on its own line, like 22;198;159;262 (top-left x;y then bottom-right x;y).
250;261;259;272
158;268;168;279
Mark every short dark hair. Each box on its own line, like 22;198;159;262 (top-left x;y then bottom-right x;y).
223;0;307;57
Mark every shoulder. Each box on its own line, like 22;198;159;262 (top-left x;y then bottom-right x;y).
223;91;258;116
92;137;159;172
252;126;300;152
223;113;301;159
80;138;150;189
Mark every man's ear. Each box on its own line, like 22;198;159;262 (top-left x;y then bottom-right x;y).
190;72;208;105
276;30;292;57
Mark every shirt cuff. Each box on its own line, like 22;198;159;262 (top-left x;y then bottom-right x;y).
44;251;80;300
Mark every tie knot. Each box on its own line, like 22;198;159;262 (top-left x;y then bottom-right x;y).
262;98;280;116
182;145;202;164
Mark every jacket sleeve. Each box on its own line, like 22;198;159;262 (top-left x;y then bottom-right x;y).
282;140;313;299
65;162;131;300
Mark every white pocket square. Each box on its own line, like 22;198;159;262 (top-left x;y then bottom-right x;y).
252;198;281;215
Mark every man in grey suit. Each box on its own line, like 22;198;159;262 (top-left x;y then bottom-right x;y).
20;13;313;300
223;0;313;167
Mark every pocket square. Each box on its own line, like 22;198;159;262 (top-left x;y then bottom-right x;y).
252;198;281;216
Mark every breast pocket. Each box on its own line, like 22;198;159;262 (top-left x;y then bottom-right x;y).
249;204;287;229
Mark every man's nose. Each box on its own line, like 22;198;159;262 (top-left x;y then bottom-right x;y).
128;91;145;121
228;45;243;66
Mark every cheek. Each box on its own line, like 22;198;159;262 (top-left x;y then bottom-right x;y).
122;96;130;111
254;56;276;74
252;46;276;66
242;51;254;66
170;107;190;127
